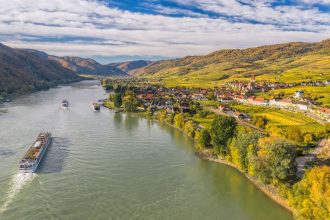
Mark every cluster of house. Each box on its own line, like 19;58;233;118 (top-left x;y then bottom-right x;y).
217;90;330;122
104;77;330;122
133;86;205;113
226;78;330;93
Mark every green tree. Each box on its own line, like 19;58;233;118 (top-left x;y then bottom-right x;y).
210;115;237;156
208;92;216;100
287;127;302;142
199;129;211;148
256;137;296;184
229;130;261;172
166;113;175;125
113;93;122;108
123;95;139;112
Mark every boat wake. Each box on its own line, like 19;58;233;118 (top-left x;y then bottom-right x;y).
0;173;36;214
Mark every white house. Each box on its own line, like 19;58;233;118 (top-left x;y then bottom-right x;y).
294;90;304;99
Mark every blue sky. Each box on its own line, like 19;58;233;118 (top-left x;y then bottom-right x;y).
0;0;329;63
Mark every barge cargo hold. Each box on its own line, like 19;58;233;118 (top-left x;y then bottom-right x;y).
19;132;52;173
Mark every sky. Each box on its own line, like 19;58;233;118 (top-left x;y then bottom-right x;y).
0;0;329;63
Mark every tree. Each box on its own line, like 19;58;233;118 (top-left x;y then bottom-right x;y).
289;166;330;220
252;115;268;129
287;127;302;142
199;129;211;148
303;133;313;144
184;120;195;138
166;113;175;125
229;130;261;172
265;124;283;137
247;142;258;177
256;137;296;184
123;95;139;112
157;110;167;123
113;93;122;108
210;115;237;155
208;92;216;101
174;114;185;128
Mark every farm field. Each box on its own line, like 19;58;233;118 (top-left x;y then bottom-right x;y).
258;85;330;107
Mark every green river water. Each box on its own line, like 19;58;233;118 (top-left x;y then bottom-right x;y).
0;80;293;220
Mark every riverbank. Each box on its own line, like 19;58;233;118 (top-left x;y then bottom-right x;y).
196;149;295;214
102;103;295;216
0;78;83;104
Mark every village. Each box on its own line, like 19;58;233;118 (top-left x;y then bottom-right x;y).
102;75;330;123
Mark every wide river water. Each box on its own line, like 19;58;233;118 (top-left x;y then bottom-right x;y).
0;80;293;220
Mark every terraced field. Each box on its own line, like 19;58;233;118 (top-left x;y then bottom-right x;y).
256;110;324;135
140;40;330;89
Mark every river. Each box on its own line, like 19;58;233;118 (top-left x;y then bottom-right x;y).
0;80;293;220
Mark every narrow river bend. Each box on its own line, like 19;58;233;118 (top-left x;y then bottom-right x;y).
0;81;293;220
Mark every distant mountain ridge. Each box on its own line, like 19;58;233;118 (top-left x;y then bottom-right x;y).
48;56;128;76
135;39;330;87
0;43;81;95
107;60;153;75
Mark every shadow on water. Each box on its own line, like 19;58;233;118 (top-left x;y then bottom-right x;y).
113;112;123;125
123;114;139;132
37;137;70;174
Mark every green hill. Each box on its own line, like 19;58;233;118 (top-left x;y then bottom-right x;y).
137;39;330;88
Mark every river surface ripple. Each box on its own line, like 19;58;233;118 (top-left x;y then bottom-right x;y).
0;81;293;220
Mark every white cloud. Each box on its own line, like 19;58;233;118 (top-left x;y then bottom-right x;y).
0;0;329;58
299;0;330;4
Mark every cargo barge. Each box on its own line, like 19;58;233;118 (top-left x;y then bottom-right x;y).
19;132;52;173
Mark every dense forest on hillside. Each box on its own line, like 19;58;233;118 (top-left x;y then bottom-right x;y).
0;43;81;98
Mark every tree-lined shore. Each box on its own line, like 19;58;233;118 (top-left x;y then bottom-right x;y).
101;78;330;220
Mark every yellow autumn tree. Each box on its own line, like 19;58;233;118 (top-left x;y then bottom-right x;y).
289;166;330;220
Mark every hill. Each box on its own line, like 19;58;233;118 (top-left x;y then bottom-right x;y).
0;43;81;97
137;39;330;87
49;56;127;76
107;60;152;75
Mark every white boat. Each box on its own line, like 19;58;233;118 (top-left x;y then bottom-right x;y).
92;102;100;111
61;100;69;109
19;132;52;173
